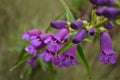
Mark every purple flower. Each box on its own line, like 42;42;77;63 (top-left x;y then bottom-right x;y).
50;20;67;29
71;20;83;30
31;33;52;47
105;21;114;29
25;44;37;56
99;31;116;64
96;8;106;16
72;29;87;44
103;7;119;19
44;28;69;52
89;0;115;6
22;29;41;41
39;49;55;62
53;46;77;67
27;56;37;68
89;0;107;6
89;27;96;36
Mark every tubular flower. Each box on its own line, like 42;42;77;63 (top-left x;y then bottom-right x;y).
70;20;83;30
22;29;41;41
25;44;37;56
44;28;69;52
50;20;67;29
72;29;87;44
99;31;116;64
53;46;77;67
31;33;52;47
39;49;56;62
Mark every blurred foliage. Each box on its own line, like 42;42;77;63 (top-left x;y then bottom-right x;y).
0;0;120;80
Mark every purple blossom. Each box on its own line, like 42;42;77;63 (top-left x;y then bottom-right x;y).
72;29;87;44
89;0;115;6
99;31;116;64
27;56;37;68
44;28;69;52
39;28;69;62
102;7;119;19
53;46;77;67
105;21;114;29
25;44;37;56
96;8;106;16
50;20;67;29
89;27;96;36
22;29;41;41
31;33;52;47
89;0;107;6
39;49;55;62
71;20;83;30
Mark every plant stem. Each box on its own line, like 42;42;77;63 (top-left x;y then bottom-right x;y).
94;18;109;27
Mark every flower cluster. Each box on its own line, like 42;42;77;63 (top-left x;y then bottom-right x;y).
90;0;120;29
89;0;120;64
21;0;120;68
22;27;77;67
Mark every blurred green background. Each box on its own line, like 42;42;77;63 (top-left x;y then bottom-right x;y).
0;0;120;80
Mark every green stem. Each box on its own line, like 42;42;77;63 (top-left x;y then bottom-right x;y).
60;0;69;12
45;26;52;33
94;18;109;27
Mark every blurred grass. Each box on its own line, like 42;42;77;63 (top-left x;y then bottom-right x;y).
0;0;120;80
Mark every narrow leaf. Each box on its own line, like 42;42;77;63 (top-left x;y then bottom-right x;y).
47;62;54;80
16;47;26;64
38;59;48;71
77;44;92;79
60;0;75;22
57;34;74;54
90;10;97;25
9;54;31;71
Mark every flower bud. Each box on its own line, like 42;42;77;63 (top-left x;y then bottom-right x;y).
54;28;69;42
71;20;83;30
88;27;96;36
72;29;86;44
105;21;114;29
96;8;105;16
90;0;107;6
50;20;66;29
103;7;119;19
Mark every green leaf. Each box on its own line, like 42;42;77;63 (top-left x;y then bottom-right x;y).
60;0;75;22
19;63;33;80
9;54;31;71
90;10;97;25
16;47;26;64
38;59;48;71
57;33;75;54
47;62;54;80
77;44;92;79
71;0;87;9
